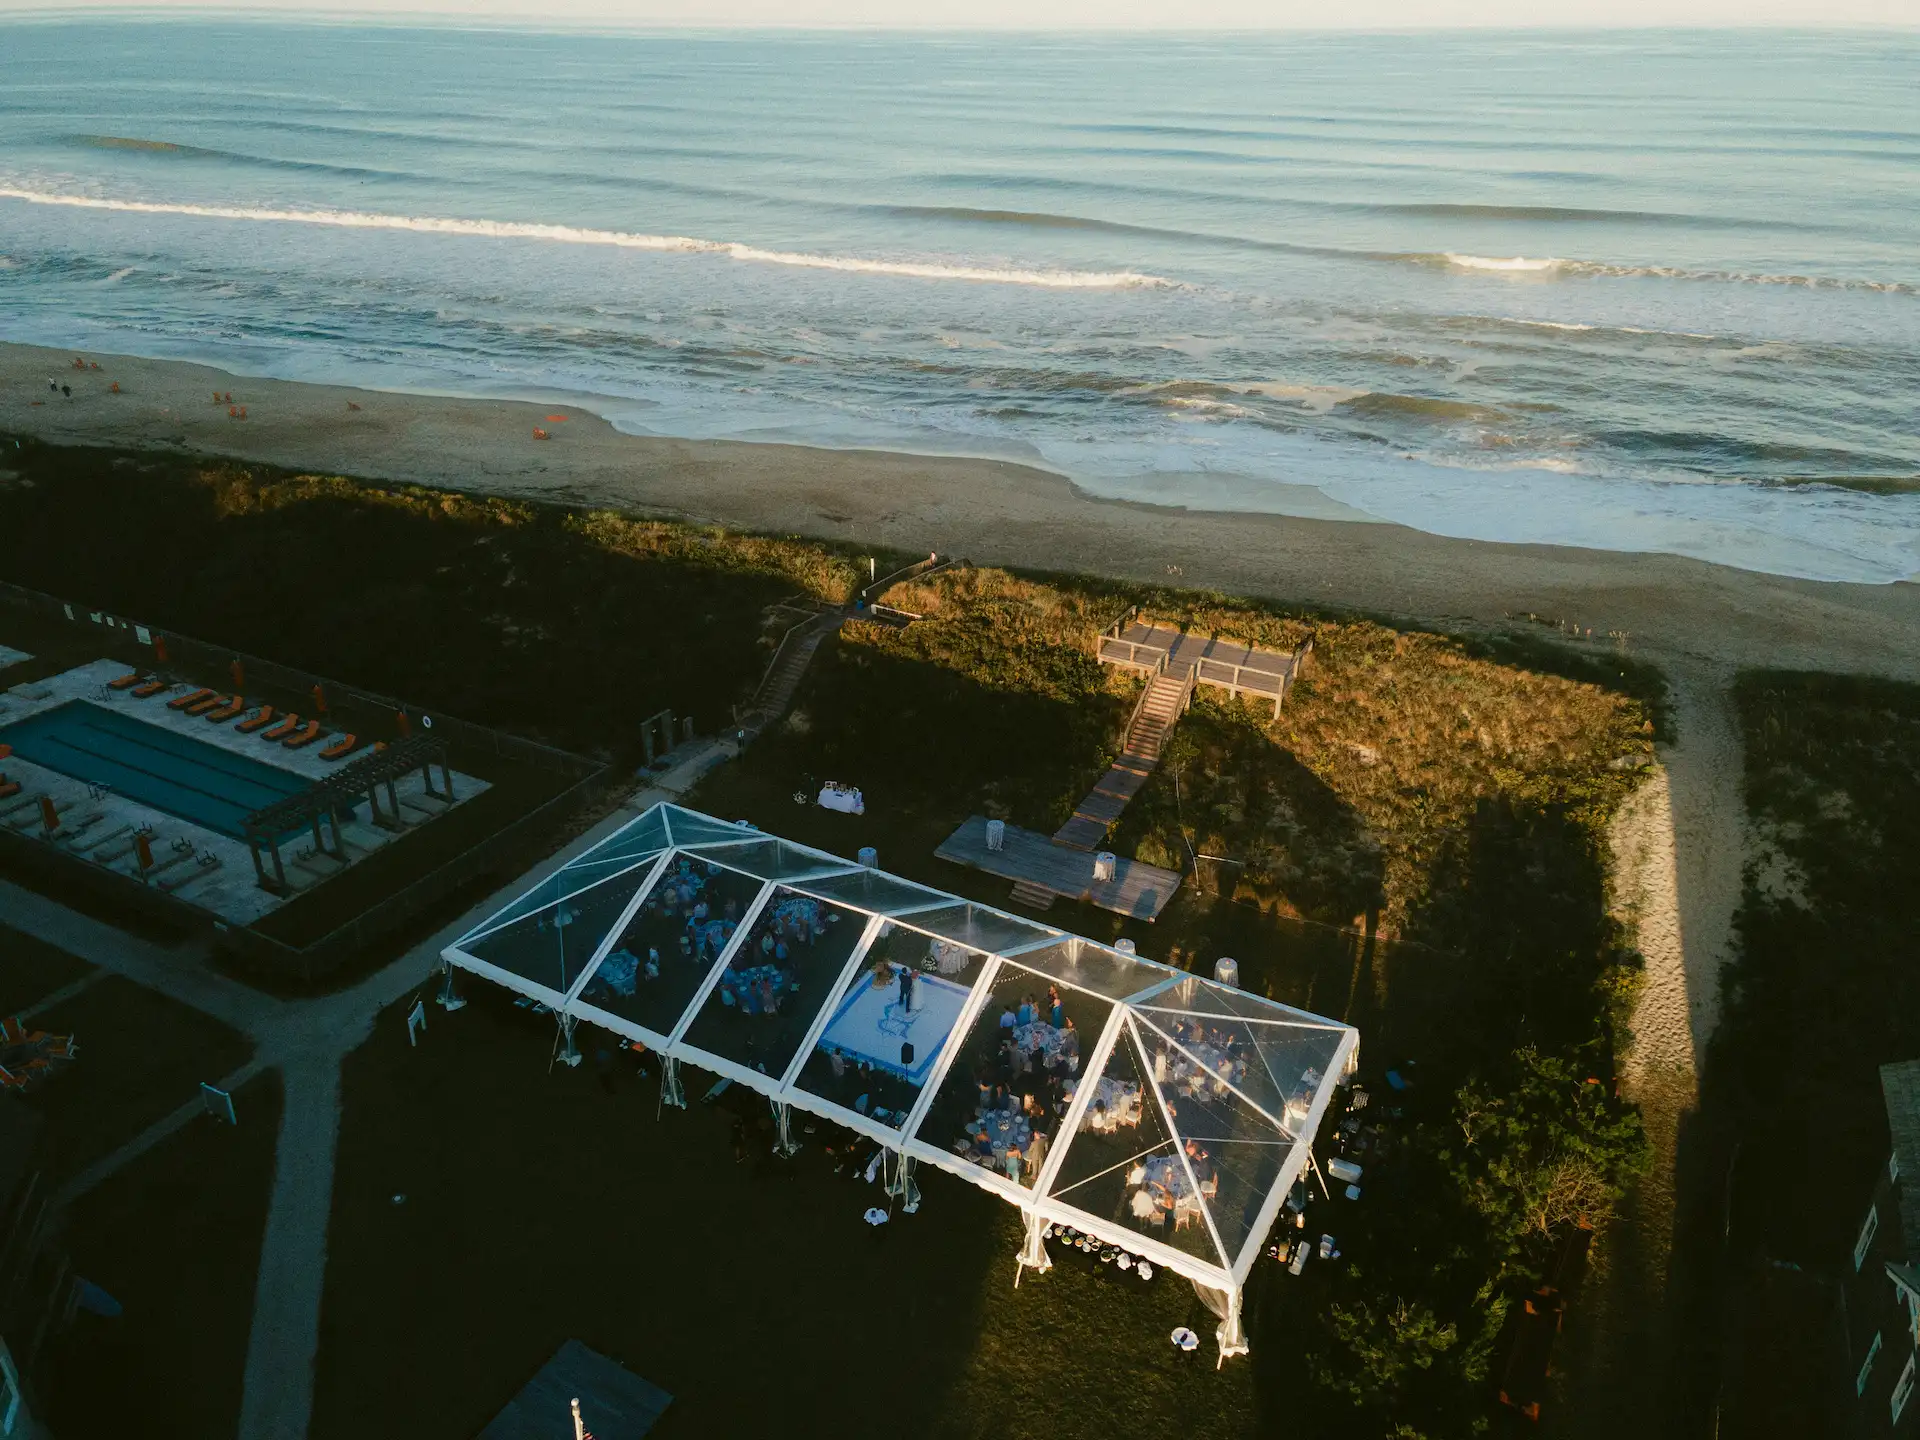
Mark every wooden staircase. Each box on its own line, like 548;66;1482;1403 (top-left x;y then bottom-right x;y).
738;611;840;740
1052;669;1191;853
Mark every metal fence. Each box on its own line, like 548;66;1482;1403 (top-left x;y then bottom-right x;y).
0;578;614;984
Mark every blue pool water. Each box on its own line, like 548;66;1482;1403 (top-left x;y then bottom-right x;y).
0;700;312;838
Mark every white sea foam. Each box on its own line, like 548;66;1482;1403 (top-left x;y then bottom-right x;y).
103;266;134;283
1425;247;1914;294
0;186;1178;290
1444;253;1567;273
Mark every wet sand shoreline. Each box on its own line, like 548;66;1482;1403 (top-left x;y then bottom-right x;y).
4;338;1916;683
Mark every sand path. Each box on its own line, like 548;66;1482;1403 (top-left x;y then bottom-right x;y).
1561;664;1748;1433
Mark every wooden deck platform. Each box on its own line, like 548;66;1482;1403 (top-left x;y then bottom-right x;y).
480;1339;673;1440
1097;620;1307;713
936;815;1182;921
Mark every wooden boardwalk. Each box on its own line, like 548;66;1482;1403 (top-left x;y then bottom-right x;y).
1097;620;1308;715
937;815;1182;921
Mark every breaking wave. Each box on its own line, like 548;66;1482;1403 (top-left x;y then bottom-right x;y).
0;186;1179;290
1412;250;1915;293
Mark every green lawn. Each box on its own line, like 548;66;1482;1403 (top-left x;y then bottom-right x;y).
19;975;253;1183
38;1070;283;1440
0;926;95;1014
314;987;1270;1438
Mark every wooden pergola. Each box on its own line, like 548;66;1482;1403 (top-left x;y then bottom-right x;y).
242;736;454;894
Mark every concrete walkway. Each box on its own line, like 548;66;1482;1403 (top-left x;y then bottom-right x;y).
2;764;712;1439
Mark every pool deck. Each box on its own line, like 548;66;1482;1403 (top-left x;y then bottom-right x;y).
0;659;489;926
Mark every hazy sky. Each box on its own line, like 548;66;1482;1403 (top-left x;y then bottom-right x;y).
6;0;1917;25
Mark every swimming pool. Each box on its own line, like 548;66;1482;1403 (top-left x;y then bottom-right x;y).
0;700;314;839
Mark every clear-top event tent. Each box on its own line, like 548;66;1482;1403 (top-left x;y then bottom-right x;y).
441;803;1358;1360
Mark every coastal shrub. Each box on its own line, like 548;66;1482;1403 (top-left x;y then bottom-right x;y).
0;443;872;757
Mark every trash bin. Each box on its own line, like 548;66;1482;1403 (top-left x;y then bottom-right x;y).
858;846;878;868
985;819;1006;852
1213;956;1241;988
1092;851;1117;882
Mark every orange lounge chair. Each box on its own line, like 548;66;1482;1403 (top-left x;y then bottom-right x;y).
261;713;301;741
319;733;358;761
204;696;246;722
186;693;230;716
236;705;276;733
282;721;323;749
108;671;146;690
0;782;18;804
167;688;215;711
131;678;168;698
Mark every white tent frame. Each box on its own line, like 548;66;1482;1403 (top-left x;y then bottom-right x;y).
442;802;1359;1360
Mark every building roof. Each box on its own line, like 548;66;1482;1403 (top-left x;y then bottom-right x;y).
1883;1060;1920;1260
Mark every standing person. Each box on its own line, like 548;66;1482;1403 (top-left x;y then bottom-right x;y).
899;964;916;1014
1048;986;1064;1028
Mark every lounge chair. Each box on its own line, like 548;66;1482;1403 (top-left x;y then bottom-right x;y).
319;733;358;761
236;705;276;733
186;693;229;716
166;688;214;711
108;672;146;690
204;696;246;722
261;714;301;741
0;778;16;803
282;721;323;749
131;678;168;698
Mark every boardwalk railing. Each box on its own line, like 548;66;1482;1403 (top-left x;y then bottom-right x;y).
745;611;829;715
861;551;952;604
1115;651;1171;754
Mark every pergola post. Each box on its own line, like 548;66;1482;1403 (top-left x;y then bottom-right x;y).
386;777;401;824
441;761;454;800
269;838;287;893
247;838;267;890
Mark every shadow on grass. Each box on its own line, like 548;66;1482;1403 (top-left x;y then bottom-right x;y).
0;442;820;756
0;926;95;1014
19;975;253;1185
316;982;1280;1438
39;1069;282;1440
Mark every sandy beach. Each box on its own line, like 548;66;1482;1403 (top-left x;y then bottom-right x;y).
5;341;1917;685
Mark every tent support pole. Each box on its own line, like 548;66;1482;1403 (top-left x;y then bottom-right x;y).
1014;1210;1051;1287
659;1056;686;1112
770;1099;800;1158
884;1151;919;1213
555;1011;581;1069
436;961;466;1012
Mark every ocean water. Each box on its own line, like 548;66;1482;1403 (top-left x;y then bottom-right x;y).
1;21;1916;582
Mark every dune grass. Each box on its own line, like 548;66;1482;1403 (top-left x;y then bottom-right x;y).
0;438;873;760
702;564;1656;1434
0;439;1660;1434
